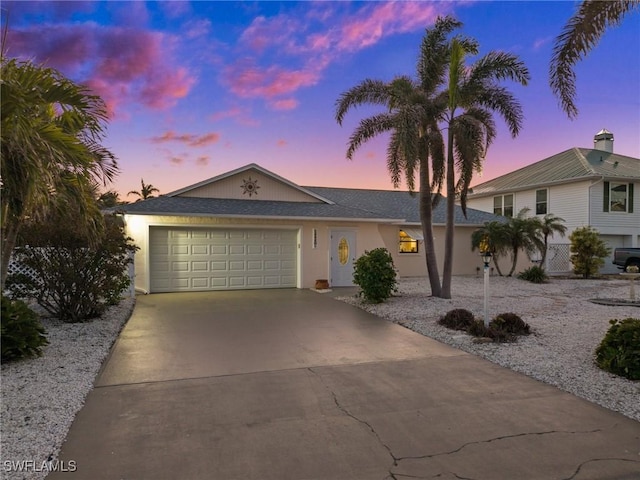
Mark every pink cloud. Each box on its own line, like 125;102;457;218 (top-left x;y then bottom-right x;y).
151;131;221;147
240;15;301;53
223;60;320;99
276;139;288;147
336;2;442;52
225;1;451;110
170;157;185;165
5;23;195;117
269;98;298;110
196;156;210;166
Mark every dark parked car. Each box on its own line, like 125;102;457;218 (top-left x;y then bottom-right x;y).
613;248;640;270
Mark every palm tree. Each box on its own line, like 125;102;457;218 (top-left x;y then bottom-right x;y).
1;57;118;288
538;213;567;267
502;208;544;277
550;0;640;119
97;190;123;209
439;37;530;296
471;220;510;277
128;179;159;201
335;17;467;298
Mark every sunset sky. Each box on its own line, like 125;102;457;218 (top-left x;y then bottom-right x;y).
3;1;639;198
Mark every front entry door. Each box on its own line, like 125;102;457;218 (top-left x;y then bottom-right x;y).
330;230;357;287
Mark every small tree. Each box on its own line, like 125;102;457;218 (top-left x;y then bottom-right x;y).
7;213;137;322
353;248;398;303
569;226;610;278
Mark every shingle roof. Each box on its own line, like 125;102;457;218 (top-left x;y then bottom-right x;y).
119;186;501;225
469;148;640;197
117;195;393;221
306;187;500;225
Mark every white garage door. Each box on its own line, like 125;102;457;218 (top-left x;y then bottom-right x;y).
149;227;298;292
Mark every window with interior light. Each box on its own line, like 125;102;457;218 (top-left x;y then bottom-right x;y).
493;194;514;217
398;230;419;254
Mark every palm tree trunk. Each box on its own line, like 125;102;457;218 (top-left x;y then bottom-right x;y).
1;215;20;290
492;255;505;276
419;157;441;297
441;127;456;299
508;247;518;276
541;236;549;266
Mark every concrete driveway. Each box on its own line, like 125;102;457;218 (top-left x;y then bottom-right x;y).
50;289;640;480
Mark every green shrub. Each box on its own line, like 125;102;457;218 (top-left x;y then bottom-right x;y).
353;248;397;303
439;309;475;331
490;312;530;335
7;214;137;323
569;226;610;278
1;296;48;361
595;318;640;380
467;319;514;343
466;313;530;343
518;265;548;283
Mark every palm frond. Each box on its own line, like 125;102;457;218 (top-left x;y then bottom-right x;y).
334;78;390;124
550;0;640;119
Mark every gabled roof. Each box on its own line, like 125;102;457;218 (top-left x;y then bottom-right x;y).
117;195;399;223
120;184;501;226
167;163;333;203
469;147;640;197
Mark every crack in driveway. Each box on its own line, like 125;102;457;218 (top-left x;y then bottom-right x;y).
306;368;625;480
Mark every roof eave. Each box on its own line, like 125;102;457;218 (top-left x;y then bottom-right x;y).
123;211;403;223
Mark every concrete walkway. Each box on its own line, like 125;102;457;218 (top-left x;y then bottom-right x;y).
50;289;640;480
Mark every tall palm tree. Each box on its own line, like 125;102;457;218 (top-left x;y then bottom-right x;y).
550;0;640;119
335;17;467;298
439;38;530;296
128;179;160;201
539;213;567;266
1;57;118;288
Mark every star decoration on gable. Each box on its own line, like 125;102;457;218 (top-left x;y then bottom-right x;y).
240;177;260;197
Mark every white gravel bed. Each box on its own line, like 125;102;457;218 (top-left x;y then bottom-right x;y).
1;298;135;480
338;275;640;422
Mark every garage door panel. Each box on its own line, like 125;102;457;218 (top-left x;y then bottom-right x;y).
191;245;208;255
191;261;209;271
191;277;209;288
150;227;297;292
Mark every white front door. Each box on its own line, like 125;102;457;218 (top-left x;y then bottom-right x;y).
330;230;357;287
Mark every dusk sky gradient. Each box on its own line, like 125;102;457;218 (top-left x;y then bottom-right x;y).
3;1;639;198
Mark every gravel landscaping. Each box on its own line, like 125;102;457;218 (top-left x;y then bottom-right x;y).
1;298;135;480
2;276;638;479
338;275;640;423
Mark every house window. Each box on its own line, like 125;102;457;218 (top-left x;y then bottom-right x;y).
535;189;548;215
603;181;634;213
399;230;419;254
610;183;628;212
493;194;514;217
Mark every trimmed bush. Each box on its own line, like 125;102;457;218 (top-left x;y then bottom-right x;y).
466;312;530;343
490;312;530;335
518;265;548;284
353;248;398;304
1;296;48;361
439;309;475;331
595;318;640;380
7;214;137;322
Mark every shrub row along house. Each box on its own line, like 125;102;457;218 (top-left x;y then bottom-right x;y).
467;130;640;274
119;163;500;293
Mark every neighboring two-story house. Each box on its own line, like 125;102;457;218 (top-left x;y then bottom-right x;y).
467;130;639;274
